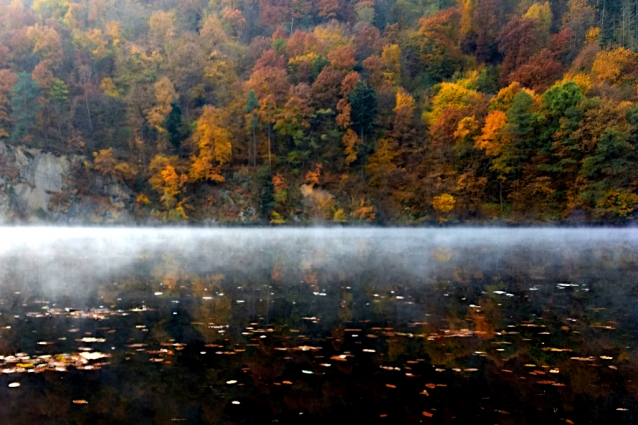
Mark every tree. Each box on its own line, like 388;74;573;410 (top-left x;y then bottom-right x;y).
149;155;188;217
393;88;415;144
310;66;342;109
522;1;552;42
412;8;465;83
327;47;356;71
343;128;362;165
49;78;68;144
0;70;17;139
190;106;232;183
318;0;339;19
348;81;377;142
497;18;544;85
147;77;177;134
432;193;456;221
580;128;637;219
365;136;399;192
259;0;290;28
381;44;401;87
10;72;41;144
246;90;260;167
164;101;184;151
591;47;638;86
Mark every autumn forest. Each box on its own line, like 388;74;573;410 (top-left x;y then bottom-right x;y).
0;0;637;223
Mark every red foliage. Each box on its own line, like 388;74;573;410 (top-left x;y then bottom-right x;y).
497;18;543;85
259;0;290;27
255;48;287;70
311;66;343;108
286;30;322;57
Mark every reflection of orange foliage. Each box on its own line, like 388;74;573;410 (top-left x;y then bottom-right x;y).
163;274;179;291
467;308;495;340
303;271;318;287
271;263;283;281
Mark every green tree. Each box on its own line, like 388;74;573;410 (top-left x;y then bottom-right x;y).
348;81;377;143
164;101;183;151
10;72;41;145
580;128;637;219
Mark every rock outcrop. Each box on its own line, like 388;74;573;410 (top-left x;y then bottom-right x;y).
0;142;133;223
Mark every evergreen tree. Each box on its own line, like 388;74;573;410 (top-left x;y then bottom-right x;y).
10;72;41;145
348;81;377;143
164;101;183;150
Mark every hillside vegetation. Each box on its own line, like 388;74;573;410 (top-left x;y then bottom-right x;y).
1;0;637;223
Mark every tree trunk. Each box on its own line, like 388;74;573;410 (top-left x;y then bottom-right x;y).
268;125;272;168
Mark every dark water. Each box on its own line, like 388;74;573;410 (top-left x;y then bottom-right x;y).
0;228;637;424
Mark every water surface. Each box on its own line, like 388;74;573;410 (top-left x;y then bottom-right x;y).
0;228;637;424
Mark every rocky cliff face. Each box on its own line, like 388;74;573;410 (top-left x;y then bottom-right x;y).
0;142;133;223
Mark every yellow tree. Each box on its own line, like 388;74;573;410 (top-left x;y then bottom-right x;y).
381;44;401;87
523;2;552;41
366;136;399;189
393;88;415;142
0;70;16;139
148;10;175;51
456;0;477;39
424;82;482;125
432;193;456;221
149;155;188;218
591;47;638;86
146;77;176;133
190;105;232;183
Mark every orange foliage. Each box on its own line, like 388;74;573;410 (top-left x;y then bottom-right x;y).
327;47;356;70
352;199;376;221
305;163;322;186
342;128;361;165
592;47;638;86
0;69;16;138
190;106;232;183
474;111;508;156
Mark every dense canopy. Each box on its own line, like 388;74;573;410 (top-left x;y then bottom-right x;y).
1;0;637;223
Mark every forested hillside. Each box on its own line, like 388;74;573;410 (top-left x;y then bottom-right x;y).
0;0;637;223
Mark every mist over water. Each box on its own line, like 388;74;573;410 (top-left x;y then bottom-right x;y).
1;227;638;424
1;227;637;299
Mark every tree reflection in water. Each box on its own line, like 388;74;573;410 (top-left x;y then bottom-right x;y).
0;228;636;424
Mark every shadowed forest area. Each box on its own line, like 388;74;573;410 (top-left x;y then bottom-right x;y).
1;0;638;223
